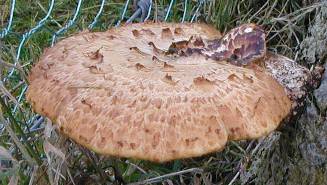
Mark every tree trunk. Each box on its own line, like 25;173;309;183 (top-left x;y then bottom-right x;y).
241;3;327;185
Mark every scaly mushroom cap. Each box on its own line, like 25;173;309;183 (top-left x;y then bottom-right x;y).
27;22;291;162
203;23;266;66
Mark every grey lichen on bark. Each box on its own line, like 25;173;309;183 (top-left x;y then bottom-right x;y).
241;3;327;185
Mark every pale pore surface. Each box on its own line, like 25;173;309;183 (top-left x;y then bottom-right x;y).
27;23;291;162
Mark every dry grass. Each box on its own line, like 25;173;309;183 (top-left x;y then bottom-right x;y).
0;0;324;184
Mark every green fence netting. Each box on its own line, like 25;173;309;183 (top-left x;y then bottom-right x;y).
1;0;202;125
1;1;325;184
0;1;212;184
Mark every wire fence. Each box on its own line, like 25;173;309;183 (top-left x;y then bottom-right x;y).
0;0;205;130
0;0;208;184
1;1;323;184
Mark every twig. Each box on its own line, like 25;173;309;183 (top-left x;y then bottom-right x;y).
227;171;240;185
0;58;28;82
125;160;147;174
128;168;203;185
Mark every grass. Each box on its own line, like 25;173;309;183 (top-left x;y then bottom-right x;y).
0;0;324;184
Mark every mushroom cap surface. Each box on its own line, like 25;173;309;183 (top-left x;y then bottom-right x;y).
203;23;266;66
27;22;291;162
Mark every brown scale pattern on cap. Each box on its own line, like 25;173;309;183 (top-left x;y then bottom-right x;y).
204;24;266;66
162;24;266;66
27;22;291;162
165;23;312;109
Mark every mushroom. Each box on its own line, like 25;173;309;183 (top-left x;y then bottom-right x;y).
27;22;307;162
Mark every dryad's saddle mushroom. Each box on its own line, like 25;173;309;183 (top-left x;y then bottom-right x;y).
27;23;312;162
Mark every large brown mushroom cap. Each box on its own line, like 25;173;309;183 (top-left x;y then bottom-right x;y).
27;22;291;162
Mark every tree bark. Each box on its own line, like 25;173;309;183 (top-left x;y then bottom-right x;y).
241;3;327;185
